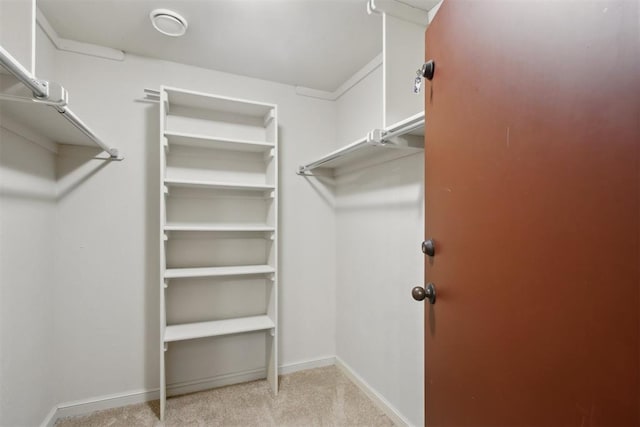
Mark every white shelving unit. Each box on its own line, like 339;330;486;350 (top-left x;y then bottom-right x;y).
159;86;278;421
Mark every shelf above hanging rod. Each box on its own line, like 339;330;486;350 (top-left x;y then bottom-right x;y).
296;111;424;176
0;45;123;160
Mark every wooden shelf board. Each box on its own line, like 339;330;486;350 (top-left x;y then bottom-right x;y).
165;223;275;232
164;131;274;152
164;315;275;342
165;264;275;279
164;178;275;192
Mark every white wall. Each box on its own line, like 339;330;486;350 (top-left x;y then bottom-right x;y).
48;49;338;405
0;127;57;426
0;23;60;427
0;0;35;74
333;59;425;427
335;65;383;144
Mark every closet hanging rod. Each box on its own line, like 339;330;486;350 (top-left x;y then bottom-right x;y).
0;46;48;98
296;112;425;175
0;45;123;160
297;135;371;175
383;111;425;140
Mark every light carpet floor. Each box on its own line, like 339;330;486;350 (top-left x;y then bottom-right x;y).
55;366;395;426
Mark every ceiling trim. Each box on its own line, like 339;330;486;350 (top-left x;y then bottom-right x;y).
36;8;125;61
367;0;429;26
296;52;383;101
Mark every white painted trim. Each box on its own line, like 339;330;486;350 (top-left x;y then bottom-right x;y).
55;388;158;419
57;38;125;61
333;53;383;101
335;357;411;427
1;118;59;154
427;0;444;24
167;368;266;397
35;8;124;61
367;0;429;26
42;356;337;424
295;87;336;101
40;406;58;427
382;13;388;129
279;356;336;375
34;7;58;48
29;0;36;74
296;53;382;101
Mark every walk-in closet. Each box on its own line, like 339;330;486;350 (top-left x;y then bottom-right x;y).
2;0;639;426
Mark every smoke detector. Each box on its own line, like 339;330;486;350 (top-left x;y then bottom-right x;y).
150;9;188;37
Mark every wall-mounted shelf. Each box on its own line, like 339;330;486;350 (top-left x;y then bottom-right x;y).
164;315;275;343
164;178;275;192
164;130;274;153
164;222;275;233
164;265;275;279
297;112;424;177
159;86;278;421
0;45;123;159
163;87;276;120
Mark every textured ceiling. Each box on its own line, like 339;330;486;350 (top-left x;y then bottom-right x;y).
38;0;388;91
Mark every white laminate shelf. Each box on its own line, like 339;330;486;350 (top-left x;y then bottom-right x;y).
165;265;276;279
165;223;275;232
164;131;274;152
164;86;276;119
164;315;275;342
164;178;275;192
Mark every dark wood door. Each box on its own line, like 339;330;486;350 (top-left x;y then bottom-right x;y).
423;1;639;425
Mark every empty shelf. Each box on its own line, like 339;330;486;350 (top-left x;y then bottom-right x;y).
165;265;275;279
165;223;275;232
164;131;274;152
164;86;275;118
164;315;275;342
164;178;275;192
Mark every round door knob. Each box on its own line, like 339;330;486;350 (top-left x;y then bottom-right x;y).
412;283;436;304
421;239;435;256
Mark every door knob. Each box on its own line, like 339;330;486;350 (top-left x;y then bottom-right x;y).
414;60;436;93
421;239;435;256
412;283;436;304
421;60;435;81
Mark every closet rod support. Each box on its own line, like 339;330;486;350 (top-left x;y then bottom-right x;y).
0;44;124;160
0;46;48;98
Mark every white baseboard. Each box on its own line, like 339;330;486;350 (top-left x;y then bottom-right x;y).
335;357;410;427
167;367;266;397
43;356;337;425
280;356;336;375
55;388;159;420
40;406;58;427
42;356;405;425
